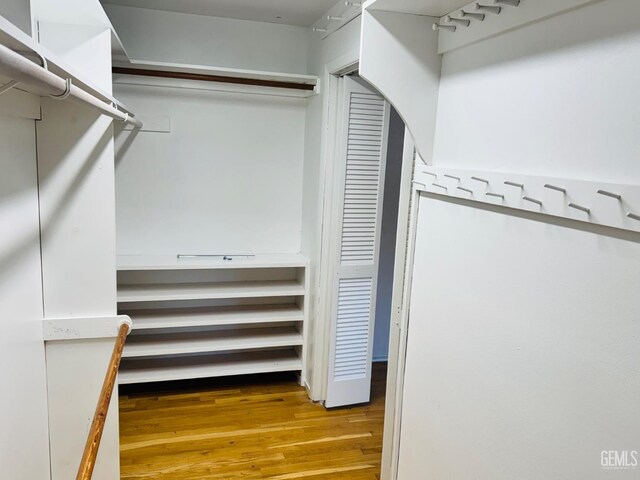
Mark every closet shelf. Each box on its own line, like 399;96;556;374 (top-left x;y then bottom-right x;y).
0;16;134;115
117;253;309;271
127;304;304;330
113;59;319;94
118;349;302;384
117;280;305;303
123;326;303;358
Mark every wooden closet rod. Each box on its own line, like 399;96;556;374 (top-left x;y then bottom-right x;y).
76;322;130;480
113;67;316;91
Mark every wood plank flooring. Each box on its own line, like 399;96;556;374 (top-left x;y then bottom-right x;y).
119;363;387;479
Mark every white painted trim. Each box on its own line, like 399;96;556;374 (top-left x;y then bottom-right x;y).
380;132;416;480
386;177;422;480
310;50;360;401
43;315;131;341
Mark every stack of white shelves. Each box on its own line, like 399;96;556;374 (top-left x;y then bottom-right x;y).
116;254;309;385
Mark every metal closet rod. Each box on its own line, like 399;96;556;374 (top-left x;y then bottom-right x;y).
0;43;143;128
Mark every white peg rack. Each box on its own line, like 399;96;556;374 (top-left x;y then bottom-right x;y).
434;0;599;54
414;167;640;233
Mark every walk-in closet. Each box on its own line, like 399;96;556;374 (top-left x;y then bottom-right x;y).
2;0;639;479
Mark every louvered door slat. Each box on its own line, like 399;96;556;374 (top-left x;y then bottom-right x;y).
326;76;390;408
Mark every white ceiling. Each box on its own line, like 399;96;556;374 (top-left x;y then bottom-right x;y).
100;0;339;27
367;0;471;17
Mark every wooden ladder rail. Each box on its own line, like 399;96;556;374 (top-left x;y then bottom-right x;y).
76;321;130;480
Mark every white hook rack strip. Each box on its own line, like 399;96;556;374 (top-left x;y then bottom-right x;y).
416;167;640;234
435;0;597;54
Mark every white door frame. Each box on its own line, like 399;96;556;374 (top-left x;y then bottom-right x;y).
311;48;419;480
311;52;360;402
380;144;421;480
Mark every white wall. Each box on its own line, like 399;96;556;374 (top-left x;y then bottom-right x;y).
103;4;309;74
433;0;640;184
399;196;640;479
36;21;121;480
394;0;640;477
113;81;306;255
0;114;50;480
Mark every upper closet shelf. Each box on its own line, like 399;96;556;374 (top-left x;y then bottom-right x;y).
117;253;309;271
0;15;134;116
112;59;320;96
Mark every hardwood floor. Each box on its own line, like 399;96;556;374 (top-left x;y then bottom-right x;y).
119;363;387;479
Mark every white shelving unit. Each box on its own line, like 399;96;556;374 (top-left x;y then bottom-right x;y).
117;254;309;385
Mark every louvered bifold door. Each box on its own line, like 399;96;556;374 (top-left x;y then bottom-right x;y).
325;76;390;408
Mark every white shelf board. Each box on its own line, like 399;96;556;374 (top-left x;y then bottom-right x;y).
118;349;302;384
0;14;134;114
123;326;303;358
365;0;469;16
113;59;319;87
117;253;309;271
117;280;304;303
127;304;304;330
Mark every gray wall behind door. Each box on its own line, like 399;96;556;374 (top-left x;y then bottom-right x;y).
373;107;405;361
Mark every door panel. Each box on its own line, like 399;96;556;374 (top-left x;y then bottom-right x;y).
325;76;390;408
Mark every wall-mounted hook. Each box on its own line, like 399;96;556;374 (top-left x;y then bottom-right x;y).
473;3;502;14
460;10;485;21
312;27;327;32
432;183;448;190
597;189;622;200
504;181;524;189
457;186;474;195
486;192;505;199
327;15;343;21
495;0;520;6
433;23;456;32
628;212;640;222
444;174;461;181
523;196;543;207
544;184;566;194
568;203;591;214
471;176;490;184
444;15;471;27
